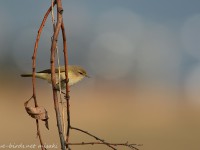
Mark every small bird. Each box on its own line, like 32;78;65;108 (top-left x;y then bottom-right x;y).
21;65;89;90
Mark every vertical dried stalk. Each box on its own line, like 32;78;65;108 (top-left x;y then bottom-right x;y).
51;0;66;141
32;2;56;150
61;21;70;147
50;0;66;149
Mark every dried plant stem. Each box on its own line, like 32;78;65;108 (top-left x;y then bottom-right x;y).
61;21;70;148
67;142;140;150
50;0;66;149
36;120;45;150
32;1;56;150
69;126;140;150
70;126;116;150
50;0;66;139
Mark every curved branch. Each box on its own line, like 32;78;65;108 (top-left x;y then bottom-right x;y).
31;1;56;150
50;0;66;149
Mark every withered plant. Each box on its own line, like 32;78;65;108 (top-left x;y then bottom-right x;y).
24;0;141;150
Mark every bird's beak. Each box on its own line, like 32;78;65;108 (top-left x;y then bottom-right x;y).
85;74;90;78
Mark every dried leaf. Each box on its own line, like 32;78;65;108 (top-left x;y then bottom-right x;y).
24;100;49;130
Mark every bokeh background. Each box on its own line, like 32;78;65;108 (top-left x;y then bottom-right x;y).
1;0;200;149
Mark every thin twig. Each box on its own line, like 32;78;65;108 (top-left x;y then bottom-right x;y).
36;120;46;150
67;142;141;150
70;126;116;150
32;1;56;150
50;0;66;149
70;126;140;150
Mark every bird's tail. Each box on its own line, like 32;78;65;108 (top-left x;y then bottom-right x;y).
21;73;50;81
21;74;32;77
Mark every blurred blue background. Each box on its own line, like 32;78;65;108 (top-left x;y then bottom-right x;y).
1;0;200;98
1;1;200;150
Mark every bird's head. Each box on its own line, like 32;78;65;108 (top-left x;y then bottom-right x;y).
66;65;90;86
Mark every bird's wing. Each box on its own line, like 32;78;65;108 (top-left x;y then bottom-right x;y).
37;69;51;74
37;67;65;73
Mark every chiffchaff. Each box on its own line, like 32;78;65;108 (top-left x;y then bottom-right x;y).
21;65;89;90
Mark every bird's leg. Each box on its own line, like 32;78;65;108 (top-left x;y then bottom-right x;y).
61;91;65;94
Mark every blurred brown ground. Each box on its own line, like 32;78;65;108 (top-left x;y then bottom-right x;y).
0;74;200;150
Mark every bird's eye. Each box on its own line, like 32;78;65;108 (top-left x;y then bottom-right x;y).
79;72;83;75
